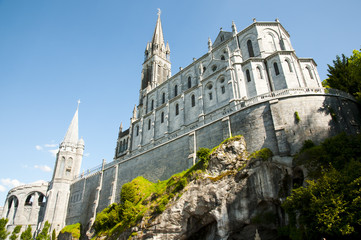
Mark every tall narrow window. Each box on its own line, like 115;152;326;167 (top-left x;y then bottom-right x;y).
246;69;251;82
247;40;254;57
285;59;293;72
162;92;165;104
151;100;154;111
209;92;213;100
175;104;179;115
174;85;178;97
161;112;164;123
148;119;151;130
306;66;314;79
136;126;139;136
221;86;225;94
188;77;192;89
191;95;195;107
257;66;263;79
274;62;280;76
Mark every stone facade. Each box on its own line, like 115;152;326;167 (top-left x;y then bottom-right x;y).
2;14;361;237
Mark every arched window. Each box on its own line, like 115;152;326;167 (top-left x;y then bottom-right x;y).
209;92;213;100
148;119;151;130
306;66;314;79
221;86;225;94
191;95;195;107
274;62;280;76
175;103;179;115
174;85;178;97
161;112;164;123
136;126;139;136
221;55;225;60
246;69;251;82
151;100;154;111
188;77;192;89
285;59;293;72
247;40;254;57
25;194;33;206
162;92;165;104
257;66;263;79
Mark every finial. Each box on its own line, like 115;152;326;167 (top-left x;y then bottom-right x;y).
253;18;257;23
275;18;279;22
77;99;81;109
220;27;223;31
232;20;237;35
157;8;161;17
208;37;212;52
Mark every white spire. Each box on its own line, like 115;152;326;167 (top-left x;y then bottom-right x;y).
63;103;79;145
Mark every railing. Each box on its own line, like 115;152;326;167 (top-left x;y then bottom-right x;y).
235;87;356;108
75;163;103;179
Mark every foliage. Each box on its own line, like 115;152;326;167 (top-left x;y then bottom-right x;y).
20;226;32;240
60;223;81;239
93;136;243;238
51;230;56;240
0;218;10;240
283;133;361;239
295;132;361;178
294;111;300;123
323;49;361;102
36;221;51;240
10;225;22;240
249;148;273;161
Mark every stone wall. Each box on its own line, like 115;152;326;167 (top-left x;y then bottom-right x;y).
65;92;361;230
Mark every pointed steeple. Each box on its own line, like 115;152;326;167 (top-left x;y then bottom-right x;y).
151;9;165;51
62;102;79;145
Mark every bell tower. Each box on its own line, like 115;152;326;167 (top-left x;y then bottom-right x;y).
43;101;84;233
140;10;171;105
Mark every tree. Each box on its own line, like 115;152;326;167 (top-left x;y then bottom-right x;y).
10;225;22;240
0;218;10;240
324;49;361;102
20;226;32;240
51;229;56;240
283;133;361;239
36;221;51;240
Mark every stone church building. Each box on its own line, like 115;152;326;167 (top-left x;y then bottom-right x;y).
2;13;360;236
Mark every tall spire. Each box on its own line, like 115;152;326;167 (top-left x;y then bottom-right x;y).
151;9;165;49
63;102;79;144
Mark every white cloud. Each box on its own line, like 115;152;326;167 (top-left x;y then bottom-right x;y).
35;145;43;150
45;144;58;148
0;185;6;192
34;165;52;172
48;149;59;157
1;178;25;188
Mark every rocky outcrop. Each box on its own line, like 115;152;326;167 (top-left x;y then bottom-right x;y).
122;137;294;240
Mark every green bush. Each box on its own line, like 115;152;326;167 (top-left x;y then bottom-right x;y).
249;148;273;161
60;223;81;239
294;111;301;123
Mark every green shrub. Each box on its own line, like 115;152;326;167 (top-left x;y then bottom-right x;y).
249;148;273;161
60;223;81;239
294;111;301;123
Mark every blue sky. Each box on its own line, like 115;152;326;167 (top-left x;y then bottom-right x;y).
0;0;360;205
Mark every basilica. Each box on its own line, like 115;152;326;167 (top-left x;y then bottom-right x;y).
2;13;360;237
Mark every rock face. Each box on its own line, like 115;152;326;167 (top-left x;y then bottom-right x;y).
126;137;294;240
